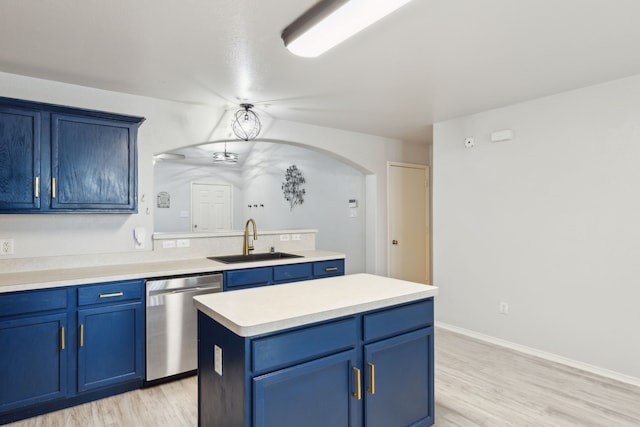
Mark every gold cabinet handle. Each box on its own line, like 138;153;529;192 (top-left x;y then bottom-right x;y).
80;323;84;347
325;267;338;272
352;367;361;400
367;362;375;394
51;177;56;199
61;326;65;350
99;291;124;298
34;176;40;198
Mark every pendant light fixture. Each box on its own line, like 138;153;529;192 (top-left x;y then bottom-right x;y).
212;143;239;164
282;0;415;58
231;103;261;141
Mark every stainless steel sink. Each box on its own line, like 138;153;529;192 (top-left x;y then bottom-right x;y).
207;252;303;264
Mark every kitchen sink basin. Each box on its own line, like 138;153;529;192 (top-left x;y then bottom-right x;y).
208;252;303;264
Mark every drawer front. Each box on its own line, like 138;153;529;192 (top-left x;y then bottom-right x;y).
252;317;357;373
225;267;273;290
0;288;67;317
312;259;345;277
77;280;143;306
273;263;312;282
363;299;433;342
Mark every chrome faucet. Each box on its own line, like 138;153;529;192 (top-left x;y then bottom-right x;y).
243;218;258;256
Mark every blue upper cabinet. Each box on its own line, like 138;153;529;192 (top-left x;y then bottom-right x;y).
0;97;144;214
0;105;41;210
51;114;137;211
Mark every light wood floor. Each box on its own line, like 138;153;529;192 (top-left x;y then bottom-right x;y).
8;328;640;426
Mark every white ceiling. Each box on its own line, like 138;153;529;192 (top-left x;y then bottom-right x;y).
2;0;640;143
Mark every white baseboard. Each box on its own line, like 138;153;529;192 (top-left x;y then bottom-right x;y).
435;321;640;388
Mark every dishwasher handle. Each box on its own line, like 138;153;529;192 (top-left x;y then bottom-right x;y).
148;284;221;297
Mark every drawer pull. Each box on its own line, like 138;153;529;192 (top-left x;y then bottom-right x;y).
367;362;375;394
325;267;338;272
61;326;65;350
51;177;56;199
99;291;124;298
80;324;84;347
353;367;361;400
34;176;40;198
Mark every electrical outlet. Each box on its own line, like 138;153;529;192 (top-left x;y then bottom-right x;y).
499;301;509;315
0;239;14;255
292;234;301;241
177;239;190;248
280;234;290;242
162;240;176;249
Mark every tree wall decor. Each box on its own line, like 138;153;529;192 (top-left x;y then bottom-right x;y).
282;165;306;211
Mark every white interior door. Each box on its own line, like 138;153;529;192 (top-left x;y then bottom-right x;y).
190;183;232;232
388;163;430;284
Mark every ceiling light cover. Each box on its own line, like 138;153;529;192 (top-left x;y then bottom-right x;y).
282;0;415;57
213;143;239;164
232;103;261;141
212;152;238;163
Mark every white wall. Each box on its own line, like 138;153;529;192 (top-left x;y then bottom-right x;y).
0;71;224;258
0;71;428;275
241;142;366;274
153;143;367;274
264;121;429;275
433;75;640;380
154;161;244;232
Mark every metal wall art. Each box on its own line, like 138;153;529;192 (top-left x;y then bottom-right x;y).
282;165;306;211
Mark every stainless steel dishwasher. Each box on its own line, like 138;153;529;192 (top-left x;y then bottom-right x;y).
145;273;222;382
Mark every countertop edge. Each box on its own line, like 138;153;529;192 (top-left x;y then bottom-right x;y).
0;250;345;293
193;274;438;337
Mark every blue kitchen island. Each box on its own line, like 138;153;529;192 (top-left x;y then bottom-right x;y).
194;273;438;427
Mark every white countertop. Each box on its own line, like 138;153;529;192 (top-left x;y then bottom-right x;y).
0;250;344;293
193;273;438;337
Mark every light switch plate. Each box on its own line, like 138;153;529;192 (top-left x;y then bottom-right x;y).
133;227;146;249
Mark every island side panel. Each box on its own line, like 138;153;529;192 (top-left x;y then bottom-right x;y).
198;311;250;427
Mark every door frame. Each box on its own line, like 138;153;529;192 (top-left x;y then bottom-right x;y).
386;161;431;283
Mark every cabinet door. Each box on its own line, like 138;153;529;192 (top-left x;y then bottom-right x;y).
363;327;434;427
253;349;359;427
77;301;144;392
0;106;41;210
50;114;137;212
0;313;67;411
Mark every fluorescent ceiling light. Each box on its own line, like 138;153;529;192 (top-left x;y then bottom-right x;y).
282;0;415;57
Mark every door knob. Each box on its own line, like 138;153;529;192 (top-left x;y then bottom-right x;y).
392;240;398;245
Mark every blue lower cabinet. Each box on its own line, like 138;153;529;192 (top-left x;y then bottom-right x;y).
0;313;68;412
313;259;345;278
0;279;144;424
225;267;273;290
225;259;345;291
77;301;144;392
254;349;358;427
198;298;434;427
363;327;434;427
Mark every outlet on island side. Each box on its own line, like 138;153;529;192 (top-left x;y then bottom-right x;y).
499;301;509;315
0;239;15;255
